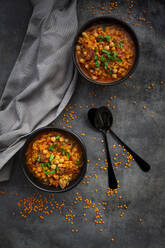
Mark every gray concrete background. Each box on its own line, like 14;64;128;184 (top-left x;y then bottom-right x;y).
0;0;165;248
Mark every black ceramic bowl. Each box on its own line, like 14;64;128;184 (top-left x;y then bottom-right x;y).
73;16;139;86
21;127;87;193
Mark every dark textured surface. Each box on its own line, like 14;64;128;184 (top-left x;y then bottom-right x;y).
0;0;165;248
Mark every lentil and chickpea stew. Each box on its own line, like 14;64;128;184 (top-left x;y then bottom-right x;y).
26;131;84;189
76;24;135;83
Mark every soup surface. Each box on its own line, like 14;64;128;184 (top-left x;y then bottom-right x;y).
76;23;135;83
26;131;83;189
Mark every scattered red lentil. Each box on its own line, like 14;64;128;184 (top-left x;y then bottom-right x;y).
0;190;5;195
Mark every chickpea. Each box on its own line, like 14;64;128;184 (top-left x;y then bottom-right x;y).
83;51;87;56
112;74;117;79
73;147;78;152
49;178;53;183
104;45;110;50
55;160;59;164
121;72;126;76
80;58;85;63
56;155;60;159
113;68;118;73
77;51;80;55
92;75;97;80
111;47;116;51
51;137;56;142
37;167;42;172
53;175;59;179
58;164;63;168
82;32;88;38
65;138;69;143
76;45;80;50
43;149;47;154
51;164;56;169
110;42;114;47
59;137;64;142
85;64;89;69
59;158;64;163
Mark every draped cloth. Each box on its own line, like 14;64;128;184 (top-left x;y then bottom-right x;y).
0;0;78;181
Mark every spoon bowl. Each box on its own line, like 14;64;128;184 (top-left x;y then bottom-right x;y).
88;108;118;189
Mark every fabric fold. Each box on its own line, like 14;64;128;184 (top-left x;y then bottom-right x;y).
0;0;78;180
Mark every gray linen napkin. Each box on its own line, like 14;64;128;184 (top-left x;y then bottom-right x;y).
0;0;78;181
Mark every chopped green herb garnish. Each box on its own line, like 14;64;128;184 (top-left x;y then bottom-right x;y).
102;49;110;55
36;154;40;162
56;136;60;140
45;161;51;168
45;170;56;175
60;148;65;155
49;154;55;161
75;159;81;165
66;152;70;159
105;35;110;42
97;36;110;42
104;61;109;70
40;163;46;173
102;49;122;63
58;148;70;157
102;25;106;31
108;69;113;74
112;51;118;57
107;55;115;60
95;60;100;68
49;145;54;151
115;57;122;62
94;54;98;61
97;35;104;41
120;41;124;48
100;55;105;62
115;42;118;47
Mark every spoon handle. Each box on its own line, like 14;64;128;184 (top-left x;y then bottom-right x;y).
102;131;118;189
110;129;150;172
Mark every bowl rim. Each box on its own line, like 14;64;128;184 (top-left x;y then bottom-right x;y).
72;16;140;86
21;127;87;193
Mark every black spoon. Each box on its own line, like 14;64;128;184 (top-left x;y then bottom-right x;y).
88;108;118;189
97;106;151;172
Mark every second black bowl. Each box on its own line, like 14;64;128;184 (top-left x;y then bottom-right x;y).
21;127;87;193
73;16;139;86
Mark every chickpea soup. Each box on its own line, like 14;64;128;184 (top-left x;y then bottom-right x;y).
26;131;84;189
76;23;136;83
